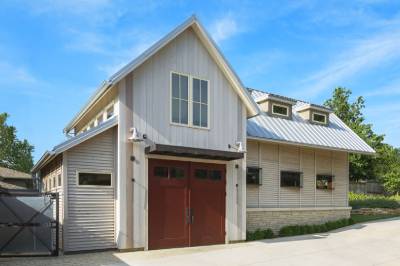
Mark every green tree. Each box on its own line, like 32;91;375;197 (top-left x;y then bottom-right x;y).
0;113;34;173
324;87;385;181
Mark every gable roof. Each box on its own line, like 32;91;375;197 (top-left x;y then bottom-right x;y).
0;166;31;179
33;116;118;173
247;89;375;155
64;15;259;133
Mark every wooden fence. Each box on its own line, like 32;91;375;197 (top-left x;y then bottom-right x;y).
349;181;384;195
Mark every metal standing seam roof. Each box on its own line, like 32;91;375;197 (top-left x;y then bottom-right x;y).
32;116;118;172
247;90;375;155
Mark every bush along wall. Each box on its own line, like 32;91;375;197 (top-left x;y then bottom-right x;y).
278;218;355;237
246;218;355;241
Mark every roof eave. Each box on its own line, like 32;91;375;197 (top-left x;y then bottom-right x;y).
63;81;112;134
247;136;376;155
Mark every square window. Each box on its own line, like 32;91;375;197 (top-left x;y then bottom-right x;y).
247;167;261;185
316;174;334;190
154;167;168;178
209;170;222;181
170;167;185;179
195;169;208;179
281;171;302;188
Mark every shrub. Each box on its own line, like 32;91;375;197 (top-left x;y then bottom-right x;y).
349;192;400;209
278;218;354;237
247;228;275;241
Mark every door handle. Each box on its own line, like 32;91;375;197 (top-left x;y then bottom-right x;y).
186;208;191;224
185;208;194;224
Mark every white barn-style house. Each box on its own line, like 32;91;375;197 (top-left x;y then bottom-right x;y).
32;15;374;253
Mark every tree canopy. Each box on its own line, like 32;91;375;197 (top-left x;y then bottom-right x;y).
324;88;400;193
0;113;34;173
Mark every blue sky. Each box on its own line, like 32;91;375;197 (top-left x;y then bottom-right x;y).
1;0;400;162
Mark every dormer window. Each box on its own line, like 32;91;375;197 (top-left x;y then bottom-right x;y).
296;103;331;126
254;93;296;120
272;104;289;117
312;112;327;124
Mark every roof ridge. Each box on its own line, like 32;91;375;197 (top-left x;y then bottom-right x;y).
246;87;331;111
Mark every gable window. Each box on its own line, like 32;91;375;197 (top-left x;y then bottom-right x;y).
78;172;112;186
316;174;334;190
97;114;104;125
281;171;303;188
171;73;189;125
106;105;114;119
272;104;289;117
312;112;327;124
192;78;208;128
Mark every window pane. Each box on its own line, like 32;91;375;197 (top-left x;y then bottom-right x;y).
195;169;208;179
58;174;61;186
209;170;222;181
281;171;301;187
106;106;114;119
180;75;188;100
246;167;261;185
154;166;168;178
170;167;185;179
172;73;179;98
193;102;200;126
181;100;188;124
316;175;333;189
313;113;326;123
172;98;180;123
272;105;288;116
201;80;208;104
200;104;208;127
79;173;111;186
193;78;200;102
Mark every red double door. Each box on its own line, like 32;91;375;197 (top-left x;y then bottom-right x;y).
148;159;226;250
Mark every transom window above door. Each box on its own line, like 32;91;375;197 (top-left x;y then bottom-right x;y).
171;72;209;129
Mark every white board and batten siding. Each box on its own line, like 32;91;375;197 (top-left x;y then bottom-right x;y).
246;140;349;208
117;26;248;247
127;27;246;152
64;128;117;252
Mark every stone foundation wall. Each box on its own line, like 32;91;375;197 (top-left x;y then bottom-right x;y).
247;207;352;233
351;208;400;216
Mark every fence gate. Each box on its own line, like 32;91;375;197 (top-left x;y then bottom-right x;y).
0;191;59;256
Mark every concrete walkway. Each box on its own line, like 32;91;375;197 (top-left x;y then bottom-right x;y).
2;217;400;266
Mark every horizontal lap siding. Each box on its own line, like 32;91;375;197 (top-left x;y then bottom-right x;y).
246;140;349;208
65;128;116;252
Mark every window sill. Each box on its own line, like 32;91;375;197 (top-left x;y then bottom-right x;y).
170;122;210;131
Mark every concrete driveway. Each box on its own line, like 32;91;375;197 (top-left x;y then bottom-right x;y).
2;217;400;266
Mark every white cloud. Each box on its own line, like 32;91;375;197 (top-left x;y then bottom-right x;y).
297;29;400;98
364;78;400;97
210;15;241;44
0;61;38;85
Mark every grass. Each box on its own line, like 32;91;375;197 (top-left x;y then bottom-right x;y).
349;192;400;209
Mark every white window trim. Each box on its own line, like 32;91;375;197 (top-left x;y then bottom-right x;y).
271;103;289;117
312;112;327;124
170;71;210;130
76;170;113;188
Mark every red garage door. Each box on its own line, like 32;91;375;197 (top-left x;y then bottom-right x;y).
148;159;226;250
